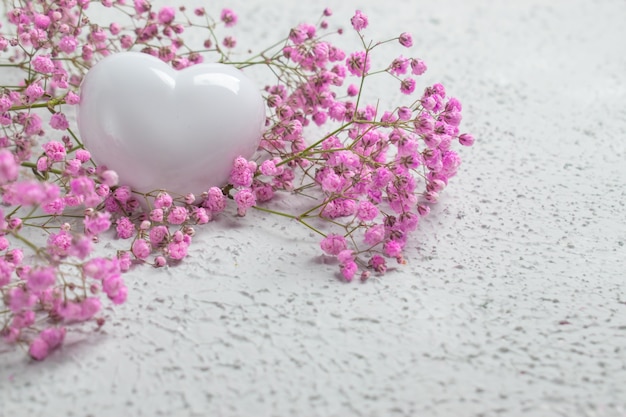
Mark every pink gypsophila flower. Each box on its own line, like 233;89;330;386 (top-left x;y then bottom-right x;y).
65;91;80;105
357;200;379;222
351;10;369;31
220;8;238;27
29;337;50;360
260;159;284;176
32;55;54;73
383;240;403;257
25;83;44;103
70;176;95;197
0;258;15;287
410;58;427;75
149;225;169;246
459;133;475;146
40;327;66;350
158;6;175;24
84;212;111;235
320;234;347;255
204;187;226;213
8;287;36;313
167;206;188;224
346;51;371;77
47;230;72;257
167;240;189;260
75;149;91;163
102;273;125;299
59;36;78;53
341;261;358;281
399;32;413;47
118;251;132;271
400;78;416;95
234;188;256;216
389;56;409;76
43;141;66;162
131;239;151;260
116;217;135;239
364;224;385;245
153;192;172;209
50;113;69;130
0;149;19;184
34;14;51;29
83;257;120;281
26;267;55;293
2;181;59;206
230;156;254;187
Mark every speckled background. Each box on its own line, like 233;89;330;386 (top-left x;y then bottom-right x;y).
1;0;625;416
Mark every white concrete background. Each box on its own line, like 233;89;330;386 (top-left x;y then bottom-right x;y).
2;0;626;416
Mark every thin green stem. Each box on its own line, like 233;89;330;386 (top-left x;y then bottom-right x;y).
21;161;64;176
10;232;42;255
252;205;326;237
276;121;354;167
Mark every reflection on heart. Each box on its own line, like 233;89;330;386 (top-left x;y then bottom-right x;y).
77;52;265;197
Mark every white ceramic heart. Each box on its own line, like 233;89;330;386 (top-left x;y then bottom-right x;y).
77;52;265;198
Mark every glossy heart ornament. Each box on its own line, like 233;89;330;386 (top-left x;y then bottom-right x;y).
77;52;265;197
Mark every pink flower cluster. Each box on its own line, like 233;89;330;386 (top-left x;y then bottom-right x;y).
0;3;473;360
248;9;474;279
0;137;127;359
108;187;223;264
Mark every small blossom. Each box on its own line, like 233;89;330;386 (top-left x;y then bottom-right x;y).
369;254;387;273
84;212;111;235
222;36;236;48
346;51;371;77
383;240;403;257
167;240;189;260
25;83;44;102
59;36;78;53
149;225;169;246
50;113;70;130
167;206;188;224
320;234;347;255
100;170;119;187
157;6;175;24
220;8;237;27
131;239;151;259
32;55;54;73
356;200;379;222
154;192;173;209
150;209;164;222
154;256;167;267
399;32;413;48
234;188;256;216
400;78;416;95
410;58;427;75
364;224;385;245
29;337;50;360
230;156;253;187
459;133;475;146
341;261;358;281
116;217;135;239
389;56;409;76
43;141;66;162
0;149;18;184
350;10;369;31
26;267;55;293
260;159;283;177
112;187;132;204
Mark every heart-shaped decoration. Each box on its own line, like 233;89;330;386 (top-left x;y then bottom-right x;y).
77;52;265;198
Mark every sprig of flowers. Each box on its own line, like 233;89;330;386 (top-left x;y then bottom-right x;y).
0;2;474;360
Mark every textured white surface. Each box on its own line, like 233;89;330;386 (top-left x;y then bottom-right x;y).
2;0;626;416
